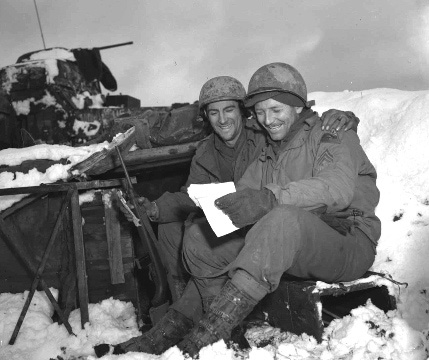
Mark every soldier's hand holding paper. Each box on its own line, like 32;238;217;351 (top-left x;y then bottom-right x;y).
215;187;277;228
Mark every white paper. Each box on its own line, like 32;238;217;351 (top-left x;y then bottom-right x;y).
188;182;239;237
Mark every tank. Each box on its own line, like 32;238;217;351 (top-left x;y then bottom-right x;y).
0;45;210;150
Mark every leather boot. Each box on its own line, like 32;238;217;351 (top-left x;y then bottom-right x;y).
115;308;193;355
177;280;258;357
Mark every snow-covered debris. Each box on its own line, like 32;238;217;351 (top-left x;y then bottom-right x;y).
0;143;107;167
0;142;108;211
244;301;425;359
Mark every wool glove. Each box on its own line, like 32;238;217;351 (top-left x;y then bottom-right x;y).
215;188;277;228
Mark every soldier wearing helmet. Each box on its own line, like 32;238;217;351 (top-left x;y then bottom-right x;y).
174;63;380;356
113;74;361;356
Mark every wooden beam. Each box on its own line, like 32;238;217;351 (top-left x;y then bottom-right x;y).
0;178;136;197
1;193;45;219
70;189;89;328
0;214;74;341
123;141;199;166
8;190;75;344
103;189;125;284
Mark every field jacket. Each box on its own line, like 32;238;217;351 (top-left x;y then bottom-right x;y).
237;109;381;246
156;118;266;222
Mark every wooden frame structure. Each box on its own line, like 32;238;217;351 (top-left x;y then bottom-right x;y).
0;178;134;344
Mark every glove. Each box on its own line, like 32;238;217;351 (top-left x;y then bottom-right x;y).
215;188;277;228
321;109;359;133
118;196;159;222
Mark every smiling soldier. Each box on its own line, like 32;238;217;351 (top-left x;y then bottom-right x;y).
175;63;380;356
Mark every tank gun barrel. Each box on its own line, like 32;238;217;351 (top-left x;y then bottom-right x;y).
96;41;133;51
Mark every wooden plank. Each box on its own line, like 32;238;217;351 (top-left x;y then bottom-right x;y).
70;189;89;328
68;126;136;176
8;190;74;344
134;118;152;149
0;214;73;341
0;178;136;197
124;141;200;166
103;189;125;284
1;193;45;219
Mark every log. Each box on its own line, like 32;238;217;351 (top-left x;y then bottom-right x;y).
123;140;200;166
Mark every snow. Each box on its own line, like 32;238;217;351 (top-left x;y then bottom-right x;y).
0;88;429;359
73;119;102;137
12;90;62;115
79;190;100;205
0;142;108;211
11;98;33;116
72;92;105;110
26;49;76;63
311;89;429;332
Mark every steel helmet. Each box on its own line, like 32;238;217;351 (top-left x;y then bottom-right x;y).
246;63;313;108
199;76;246;109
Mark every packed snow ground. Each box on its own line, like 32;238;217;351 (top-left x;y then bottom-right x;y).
0;88;428;359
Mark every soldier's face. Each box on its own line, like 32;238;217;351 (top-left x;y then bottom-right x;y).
206;100;243;147
254;98;303;141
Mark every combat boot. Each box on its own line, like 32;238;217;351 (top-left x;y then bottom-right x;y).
177;280;258;357
115;308;193;355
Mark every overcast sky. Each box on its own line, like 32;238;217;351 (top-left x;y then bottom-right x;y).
1;0;429;106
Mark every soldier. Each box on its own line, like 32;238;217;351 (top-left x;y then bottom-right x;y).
114;75;360;355
175;63;380;356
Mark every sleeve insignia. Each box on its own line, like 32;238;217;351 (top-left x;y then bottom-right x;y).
316;149;334;171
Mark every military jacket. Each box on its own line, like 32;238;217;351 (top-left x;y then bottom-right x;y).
156;118;266;222
237;110;381;246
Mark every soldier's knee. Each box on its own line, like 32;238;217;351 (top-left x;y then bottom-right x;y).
182;223;209;260
158;221;183;247
268;204;301;223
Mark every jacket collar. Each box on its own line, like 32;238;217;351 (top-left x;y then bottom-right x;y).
195;116;260;179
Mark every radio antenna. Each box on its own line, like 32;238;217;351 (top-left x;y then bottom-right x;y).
33;0;47;49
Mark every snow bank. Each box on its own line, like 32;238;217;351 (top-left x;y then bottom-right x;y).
312;88;429;331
